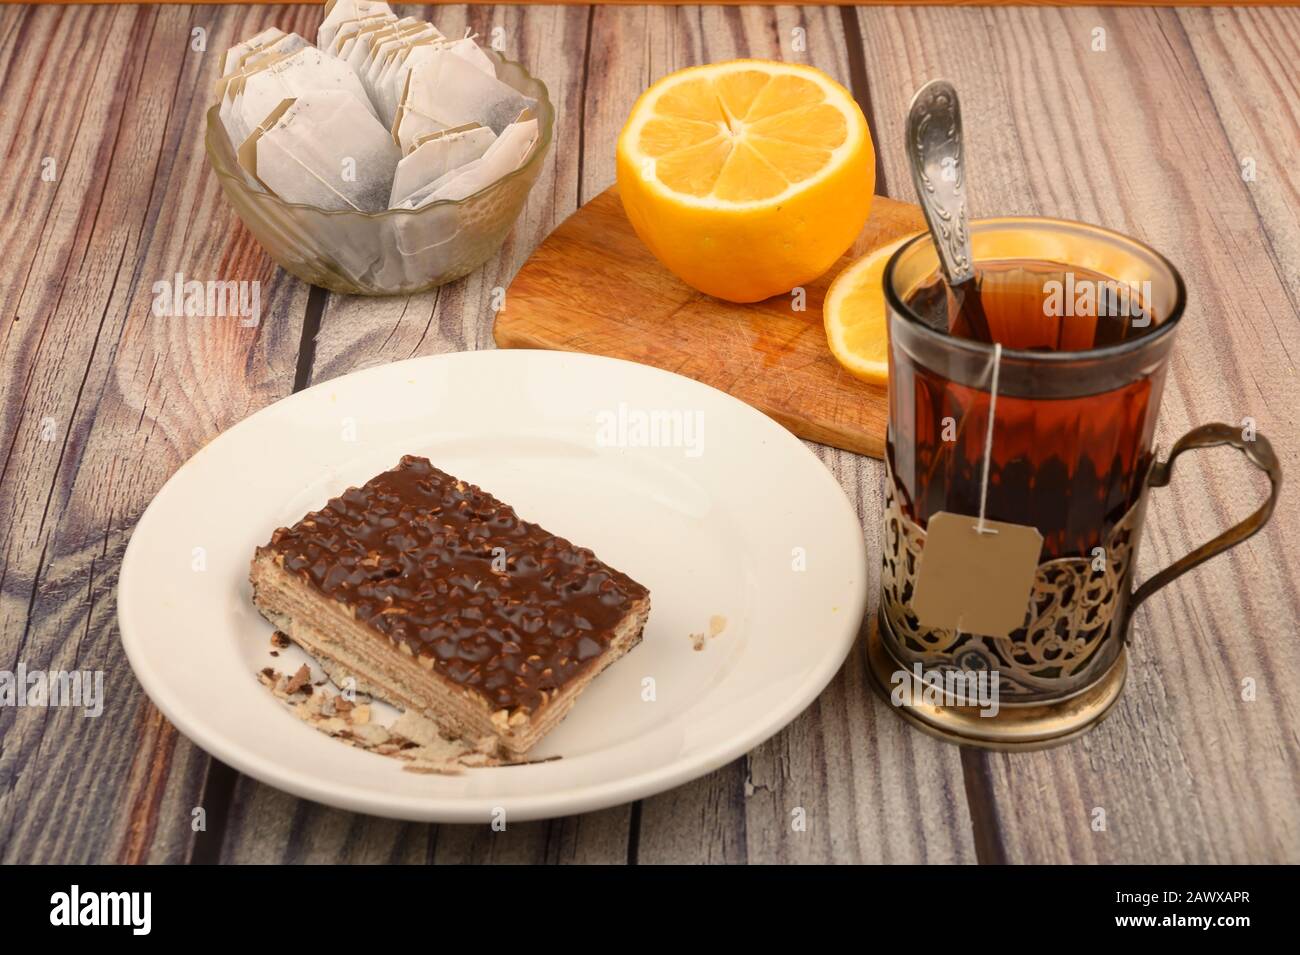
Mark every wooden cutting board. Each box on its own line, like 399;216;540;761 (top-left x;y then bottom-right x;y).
495;186;926;458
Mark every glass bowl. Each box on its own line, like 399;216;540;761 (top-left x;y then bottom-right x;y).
205;51;553;295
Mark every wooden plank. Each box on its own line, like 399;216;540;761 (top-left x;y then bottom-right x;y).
213;3;639;863
0;4;319;863
219;782;634;862
1178;6;1300;347
585;4;975;864
495;187;922;459
855;3;1300;863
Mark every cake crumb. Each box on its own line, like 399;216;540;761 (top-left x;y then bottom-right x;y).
254;665;554;774
690;614;728;651
284;664;311;695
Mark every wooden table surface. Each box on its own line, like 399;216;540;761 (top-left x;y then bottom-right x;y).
1;3;1297;865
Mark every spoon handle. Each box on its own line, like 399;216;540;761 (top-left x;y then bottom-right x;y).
905;79;976;287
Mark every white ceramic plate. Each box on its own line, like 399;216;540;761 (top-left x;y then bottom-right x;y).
118;350;866;822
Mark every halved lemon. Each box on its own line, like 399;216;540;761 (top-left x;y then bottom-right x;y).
616;60;874;303
823;234;919;385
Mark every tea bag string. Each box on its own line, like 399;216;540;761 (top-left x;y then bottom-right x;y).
975;343;1002;536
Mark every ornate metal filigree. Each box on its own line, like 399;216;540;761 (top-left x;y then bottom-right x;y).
879;460;1143;702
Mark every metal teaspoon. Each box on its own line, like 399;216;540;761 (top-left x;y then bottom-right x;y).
905;79;990;340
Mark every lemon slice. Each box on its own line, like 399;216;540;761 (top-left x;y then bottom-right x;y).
617;60;875;303
823;234;919;385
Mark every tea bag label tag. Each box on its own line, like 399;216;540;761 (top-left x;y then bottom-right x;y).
912;512;1043;638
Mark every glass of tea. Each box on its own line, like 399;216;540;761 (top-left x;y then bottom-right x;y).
867;217;1281;749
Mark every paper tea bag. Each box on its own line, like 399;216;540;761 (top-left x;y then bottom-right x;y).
343;16;424;77
394;215;461;260
399;46;531;138
408;113;538;206
330;14;397;59
362;23;440;100
393;188;463;255
240;32;309;73
215;33;305;126
394;110;448;157
438;34;496;76
318;0;393;51
222;32;302;86
221;27;284;78
237;47;378;146
238;89;400;213
218;49;297;148
375;37;494;130
389;124;496;207
339;17;410;71
374;41;435;129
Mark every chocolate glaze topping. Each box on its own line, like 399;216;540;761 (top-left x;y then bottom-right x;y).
264;456;649;713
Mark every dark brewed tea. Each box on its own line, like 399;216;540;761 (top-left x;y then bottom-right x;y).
906;259;1161;350
889;259;1167;559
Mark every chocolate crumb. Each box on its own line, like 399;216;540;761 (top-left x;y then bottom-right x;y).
284;664;311;695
